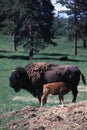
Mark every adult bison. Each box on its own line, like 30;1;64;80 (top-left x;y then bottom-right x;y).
9;62;86;104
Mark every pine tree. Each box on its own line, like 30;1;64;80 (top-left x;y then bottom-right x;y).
0;0;55;58
58;0;79;55
77;0;87;48
58;0;87;54
52;16;67;36
0;0;21;51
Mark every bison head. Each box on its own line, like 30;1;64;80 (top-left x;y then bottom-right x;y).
9;67;30;92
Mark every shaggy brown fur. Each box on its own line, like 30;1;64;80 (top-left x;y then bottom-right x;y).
41;82;70;107
25;62;53;84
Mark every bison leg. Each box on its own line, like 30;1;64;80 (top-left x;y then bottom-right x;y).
59;94;64;105
37;89;43;104
37;93;43;105
72;87;78;102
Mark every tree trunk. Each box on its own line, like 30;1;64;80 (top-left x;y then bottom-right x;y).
83;39;86;48
74;0;77;55
29;26;33;60
29;48;33;60
13;34;17;52
12;19;17;52
74;30;77;55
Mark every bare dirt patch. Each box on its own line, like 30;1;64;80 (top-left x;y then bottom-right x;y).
0;100;87;130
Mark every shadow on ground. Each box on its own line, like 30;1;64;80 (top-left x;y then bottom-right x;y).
0;51;87;62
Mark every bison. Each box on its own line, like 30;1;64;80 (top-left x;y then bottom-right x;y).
9;62;86;104
41;82;70;107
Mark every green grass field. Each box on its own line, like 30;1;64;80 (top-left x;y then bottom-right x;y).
0;33;87;118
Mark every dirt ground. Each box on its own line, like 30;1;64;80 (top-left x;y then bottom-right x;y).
0;100;87;130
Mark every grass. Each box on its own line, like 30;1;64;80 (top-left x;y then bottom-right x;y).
0;33;87;119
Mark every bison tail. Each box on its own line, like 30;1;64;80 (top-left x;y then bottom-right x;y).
81;73;86;85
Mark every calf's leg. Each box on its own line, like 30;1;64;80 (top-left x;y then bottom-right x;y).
40;88;49;107
41;94;47;107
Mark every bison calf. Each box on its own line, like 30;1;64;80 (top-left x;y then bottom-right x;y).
41;82;70;107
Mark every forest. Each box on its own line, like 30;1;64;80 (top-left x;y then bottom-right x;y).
0;0;87;57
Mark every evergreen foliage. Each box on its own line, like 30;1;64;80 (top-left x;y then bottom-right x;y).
52;16;67;36
57;0;87;54
0;0;55;56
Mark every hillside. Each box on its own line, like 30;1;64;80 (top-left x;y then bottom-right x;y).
1;100;87;130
